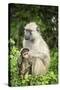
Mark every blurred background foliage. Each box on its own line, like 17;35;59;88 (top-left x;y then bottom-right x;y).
9;4;58;86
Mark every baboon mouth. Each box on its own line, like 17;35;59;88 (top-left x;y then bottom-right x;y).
25;38;34;42
25;38;29;40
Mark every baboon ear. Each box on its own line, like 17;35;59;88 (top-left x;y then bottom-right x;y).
36;27;40;32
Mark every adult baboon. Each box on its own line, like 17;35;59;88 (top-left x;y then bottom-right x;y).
23;22;50;76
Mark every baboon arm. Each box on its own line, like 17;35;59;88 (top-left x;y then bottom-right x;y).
29;51;50;66
29;51;48;59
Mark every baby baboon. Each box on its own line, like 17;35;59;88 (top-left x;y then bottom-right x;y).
18;48;32;79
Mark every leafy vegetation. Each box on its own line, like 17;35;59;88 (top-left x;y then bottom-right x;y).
8;4;58;86
9;39;58;86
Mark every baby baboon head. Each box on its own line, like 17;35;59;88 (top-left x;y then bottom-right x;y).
21;48;30;59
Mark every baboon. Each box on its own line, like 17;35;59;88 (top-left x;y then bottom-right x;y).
18;48;32;79
23;22;50;76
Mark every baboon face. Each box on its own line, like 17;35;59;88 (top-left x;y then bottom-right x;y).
22;51;29;59
21;48;30;59
24;22;39;41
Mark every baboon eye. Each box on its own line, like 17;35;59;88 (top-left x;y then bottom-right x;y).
26;29;32;34
24;52;28;55
30;31;32;35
